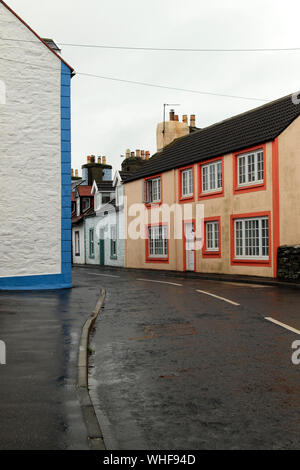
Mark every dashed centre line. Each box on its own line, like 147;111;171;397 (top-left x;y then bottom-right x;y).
196;289;240;306
137;278;183;287
265;317;300;335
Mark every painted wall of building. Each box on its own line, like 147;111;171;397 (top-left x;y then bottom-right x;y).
278;115;300;246
125;141;275;277
0;4;72;289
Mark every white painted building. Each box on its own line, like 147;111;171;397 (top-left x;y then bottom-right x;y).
0;1;74;289
86;172;125;267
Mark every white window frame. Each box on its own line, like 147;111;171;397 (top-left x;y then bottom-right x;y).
148;225;168;259
75;231;80;256
181;168;193;198
205;221;219;252
144;177;161;204
234;216;269;260
237;149;264;187
201;160;223;194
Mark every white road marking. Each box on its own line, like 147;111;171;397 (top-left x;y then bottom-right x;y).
203;280;271;288
265;317;300;335
89;273;120;278
137;278;183;287
196;289;240;306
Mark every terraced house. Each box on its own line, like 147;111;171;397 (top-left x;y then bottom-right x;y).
124;94;300;278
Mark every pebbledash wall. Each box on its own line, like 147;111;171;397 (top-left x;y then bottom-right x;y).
0;2;72;289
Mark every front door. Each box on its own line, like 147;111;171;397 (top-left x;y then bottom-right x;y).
99;229;105;265
184;222;195;271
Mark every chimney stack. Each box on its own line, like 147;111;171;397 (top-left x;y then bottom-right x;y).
97;157;102;164
182;115;188;124
145;151;150;160
169;109;175;121
190;114;196;127
75;169;79;177
102;156;107;165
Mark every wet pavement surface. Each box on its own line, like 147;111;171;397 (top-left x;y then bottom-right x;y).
86;266;300;450
0;270;102;450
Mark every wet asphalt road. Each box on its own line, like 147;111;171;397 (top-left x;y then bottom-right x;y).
86;266;300;450
0;271;103;450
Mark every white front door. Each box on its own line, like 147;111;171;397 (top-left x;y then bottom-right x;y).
185;222;195;271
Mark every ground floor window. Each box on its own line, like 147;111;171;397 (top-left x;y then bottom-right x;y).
206;221;219;251
89;228;95;258
75;231;80;256
147;225;168;259
234;216;269;260
110;225;117;259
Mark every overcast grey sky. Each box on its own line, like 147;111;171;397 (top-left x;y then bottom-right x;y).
7;0;300;175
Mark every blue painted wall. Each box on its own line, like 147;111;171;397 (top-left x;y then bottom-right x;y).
0;62;73;290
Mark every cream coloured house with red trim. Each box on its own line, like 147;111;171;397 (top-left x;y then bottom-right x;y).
123;94;300;278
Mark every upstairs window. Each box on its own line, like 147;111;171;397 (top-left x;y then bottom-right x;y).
180;167;194;200
202;160;222;193
82;198;90;212
237;149;264;187
144;176;161;204
75;231;80;256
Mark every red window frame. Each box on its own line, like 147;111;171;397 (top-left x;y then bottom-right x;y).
145;223;169;263
233;144;267;195
178;165;195;203
182;219;197;272
202;216;221;258
198;156;224;200
230;211;272;267
143;173;163;208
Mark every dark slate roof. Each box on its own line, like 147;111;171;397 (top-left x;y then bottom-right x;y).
119;170;133;181
125;93;300;183
97;181;114;192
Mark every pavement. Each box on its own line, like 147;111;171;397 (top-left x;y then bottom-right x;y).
0;270;103;450
84;265;300;450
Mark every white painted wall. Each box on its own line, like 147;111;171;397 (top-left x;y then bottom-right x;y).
0;4;62;277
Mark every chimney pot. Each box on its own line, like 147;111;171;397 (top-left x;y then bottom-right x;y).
131;152;135;158
102;156;107;165
71;169;74;177
141;150;145;159
190;114;196;127
75;169;79;177
169;109;175;121
182;115;188;124
145;151;150;160
174;115;179;121
87;155;91;163
136;149;141;158
97;157;102;164
90;155;95;163
126;149;130;159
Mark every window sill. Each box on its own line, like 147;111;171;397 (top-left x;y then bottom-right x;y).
199;189;224;200
179;194;195;204
144;201;162;209
231;257;271;267
202;250;221;259
146;257;169;263
234;181;265;195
